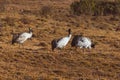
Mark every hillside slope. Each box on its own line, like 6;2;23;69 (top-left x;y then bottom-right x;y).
0;0;120;80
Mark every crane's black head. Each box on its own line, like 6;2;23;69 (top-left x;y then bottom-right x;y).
29;27;33;33
91;41;98;48
68;29;71;35
91;43;95;48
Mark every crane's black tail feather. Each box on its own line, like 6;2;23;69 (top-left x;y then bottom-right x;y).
51;39;57;51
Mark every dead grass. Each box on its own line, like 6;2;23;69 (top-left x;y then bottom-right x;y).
0;0;119;80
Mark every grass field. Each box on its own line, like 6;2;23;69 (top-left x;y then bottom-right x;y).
0;0;120;80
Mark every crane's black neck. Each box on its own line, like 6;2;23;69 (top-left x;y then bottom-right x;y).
68;29;71;36
29;28;33;33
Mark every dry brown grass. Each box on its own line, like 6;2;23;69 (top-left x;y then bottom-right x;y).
0;0;120;80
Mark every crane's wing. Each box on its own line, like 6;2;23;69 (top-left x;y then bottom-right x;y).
16;34;26;42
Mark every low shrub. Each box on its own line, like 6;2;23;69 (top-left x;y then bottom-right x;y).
40;5;53;17
70;0;120;16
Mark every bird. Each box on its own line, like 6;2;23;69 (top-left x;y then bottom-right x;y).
51;29;72;51
71;34;95;49
12;27;33;45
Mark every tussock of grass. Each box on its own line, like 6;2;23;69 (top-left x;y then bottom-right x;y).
20;17;32;24
2;17;18;26
0;0;8;12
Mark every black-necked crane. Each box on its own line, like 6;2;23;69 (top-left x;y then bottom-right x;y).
51;29;72;51
12;28;33;45
71;35;95;49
